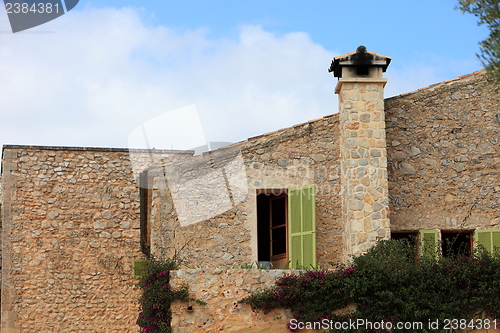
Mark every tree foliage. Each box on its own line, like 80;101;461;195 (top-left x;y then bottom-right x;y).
457;0;500;84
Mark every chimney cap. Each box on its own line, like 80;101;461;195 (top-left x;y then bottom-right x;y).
328;46;391;78
356;45;367;53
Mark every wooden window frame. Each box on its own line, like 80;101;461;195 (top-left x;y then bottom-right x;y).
256;186;316;269
256;189;288;268
269;193;288;263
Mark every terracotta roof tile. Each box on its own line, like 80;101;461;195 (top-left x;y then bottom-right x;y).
334;50;392;60
308;117;324;123
248;135;263;141
460;69;485;78
263;129;281;136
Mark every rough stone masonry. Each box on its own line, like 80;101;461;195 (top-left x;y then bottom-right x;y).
332;47;391;259
1;146;192;333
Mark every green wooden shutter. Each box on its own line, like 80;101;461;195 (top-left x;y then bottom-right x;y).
494;231;500;254
132;259;150;278
420;230;438;260
475;229;500;253
288;185;316;269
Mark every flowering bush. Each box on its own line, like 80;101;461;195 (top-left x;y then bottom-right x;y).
136;258;205;333
240;240;500;332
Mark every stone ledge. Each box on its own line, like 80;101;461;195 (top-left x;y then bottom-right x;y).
2;144;194;154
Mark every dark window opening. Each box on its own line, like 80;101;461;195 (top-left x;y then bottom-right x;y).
442;231;472;258
391;231;418;257
271;196;287;256
391;231;418;245
257;189;288;267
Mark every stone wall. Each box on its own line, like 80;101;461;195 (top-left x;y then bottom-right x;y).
151;70;500;270
170;268;500;333
150;114;343;269
2;69;500;332
1;145;192;333
170;268;317;333
336;79;390;260
385;71;500;231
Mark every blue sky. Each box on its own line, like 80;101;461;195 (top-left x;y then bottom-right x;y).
0;0;489;150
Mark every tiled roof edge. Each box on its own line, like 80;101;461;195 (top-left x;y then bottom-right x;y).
244;113;339;144
387;69;486;100
2;144;194;154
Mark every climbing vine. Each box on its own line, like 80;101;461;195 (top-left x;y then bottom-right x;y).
240;240;500;332
136;257;205;333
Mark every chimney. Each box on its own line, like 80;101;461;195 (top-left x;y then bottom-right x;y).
329;46;391;262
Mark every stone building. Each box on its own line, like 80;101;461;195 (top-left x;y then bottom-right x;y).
1;46;500;332
385;67;500;257
0;146;193;332
144;47;500;270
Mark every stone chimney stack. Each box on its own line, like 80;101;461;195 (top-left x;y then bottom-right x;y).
329;46;391;262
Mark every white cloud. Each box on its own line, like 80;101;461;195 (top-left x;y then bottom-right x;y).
0;6;339;149
0;6;475;151
128;104;206;150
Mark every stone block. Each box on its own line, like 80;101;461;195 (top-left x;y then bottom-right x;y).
399;163;416;175
391;151;409;161
344;139;358;149
359;113;371;123
348;199;364;211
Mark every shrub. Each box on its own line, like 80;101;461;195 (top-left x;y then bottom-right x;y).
240;239;500;332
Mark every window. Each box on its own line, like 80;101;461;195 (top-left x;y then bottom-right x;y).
257;185;316;269
140;171;152;257
441;230;472;258
257;189;287;268
418;229;500;257
475;229;500;253
391;231;418;244
391;231;418;256
419;230;474;259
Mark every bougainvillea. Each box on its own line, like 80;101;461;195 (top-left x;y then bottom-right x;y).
136;258;205;333
240;240;500;332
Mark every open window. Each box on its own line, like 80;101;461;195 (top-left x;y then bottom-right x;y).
139;171;152;257
391;231;418;256
419;230;474;259
257;185;316;269
441;230;473;258
475;229;500;253
391;231;418;244
257;189;288;269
